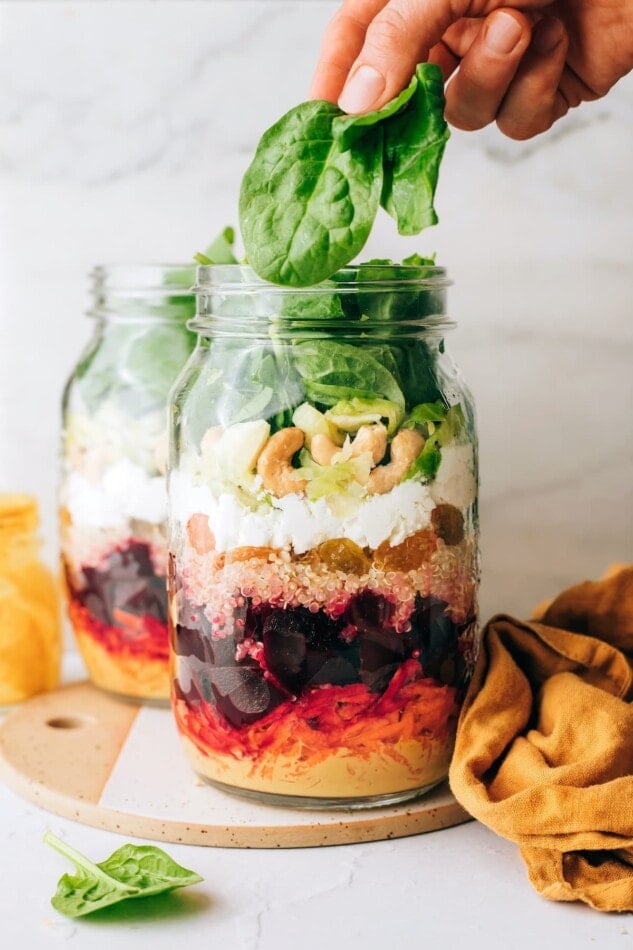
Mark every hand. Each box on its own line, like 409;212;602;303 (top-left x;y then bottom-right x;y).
310;0;633;139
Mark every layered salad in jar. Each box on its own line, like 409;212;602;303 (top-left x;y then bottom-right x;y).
60;265;197;701
169;265;479;805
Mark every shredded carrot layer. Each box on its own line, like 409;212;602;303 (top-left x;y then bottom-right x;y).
174;659;459;771
68;599;169;661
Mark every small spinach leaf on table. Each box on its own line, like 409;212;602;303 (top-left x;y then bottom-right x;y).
44;831;203;918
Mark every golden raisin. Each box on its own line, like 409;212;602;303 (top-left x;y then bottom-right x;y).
317;538;371;575
374;528;438;572
431;504;464;546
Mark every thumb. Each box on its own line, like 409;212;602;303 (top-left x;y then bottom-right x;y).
312;0;550;114
338;0;462;113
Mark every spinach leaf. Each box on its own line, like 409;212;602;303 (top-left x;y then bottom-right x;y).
292;340;405;410
239;100;383;287
240;64;448;287
195;225;239;265
334;74;417;147
405;400;447;426
74;319;197;416
45;831;203;918
183;338;303;432
277;288;346;322
354;260;440;323
120;322;197;408
389;339;445;407
165;225;237;315
381;63;450;234
404;403;466;481
402;252;436;266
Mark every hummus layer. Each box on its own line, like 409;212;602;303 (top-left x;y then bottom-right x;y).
74;625;169;701
180;732;453;800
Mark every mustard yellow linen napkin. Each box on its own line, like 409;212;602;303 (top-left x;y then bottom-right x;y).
449;565;633;911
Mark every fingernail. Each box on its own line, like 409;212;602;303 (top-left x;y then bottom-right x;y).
339;65;386;114
534;18;564;54
485;12;523;55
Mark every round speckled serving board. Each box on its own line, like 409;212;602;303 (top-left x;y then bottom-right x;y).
0;682;470;848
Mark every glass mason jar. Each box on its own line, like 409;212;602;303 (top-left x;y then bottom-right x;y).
60;265;197;702
0;494;61;706
168;263;479;807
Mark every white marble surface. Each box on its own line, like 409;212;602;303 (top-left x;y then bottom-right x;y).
0;778;625;950
0;2;632;942
5;775;633;950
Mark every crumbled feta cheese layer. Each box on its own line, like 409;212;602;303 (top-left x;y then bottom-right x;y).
430;444;477;510
169;470;439;554
62;458;167;528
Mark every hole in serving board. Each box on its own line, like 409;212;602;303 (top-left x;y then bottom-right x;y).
46;716;94;730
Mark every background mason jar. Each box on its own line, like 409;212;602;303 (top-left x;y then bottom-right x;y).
60;264;197;702
168;263;479;808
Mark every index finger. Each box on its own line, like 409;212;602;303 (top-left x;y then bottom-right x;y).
309;0;389;102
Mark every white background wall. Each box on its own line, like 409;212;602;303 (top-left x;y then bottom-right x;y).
0;0;631;622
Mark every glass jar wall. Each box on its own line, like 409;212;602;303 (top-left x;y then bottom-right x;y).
168;264;479;806
60;265;197;702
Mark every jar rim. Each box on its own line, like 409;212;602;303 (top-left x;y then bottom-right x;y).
91;263;197;295
194;263;450;293
190;263;454;337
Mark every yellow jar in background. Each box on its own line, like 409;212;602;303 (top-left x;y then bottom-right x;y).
0;494;61;705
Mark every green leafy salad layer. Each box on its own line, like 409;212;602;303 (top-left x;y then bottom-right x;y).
176;64;467;503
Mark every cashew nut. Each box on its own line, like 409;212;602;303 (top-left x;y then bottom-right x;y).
351;423;388;465
311;423;388;467
256;427;308;497
367;429;425;494
310;433;340;466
